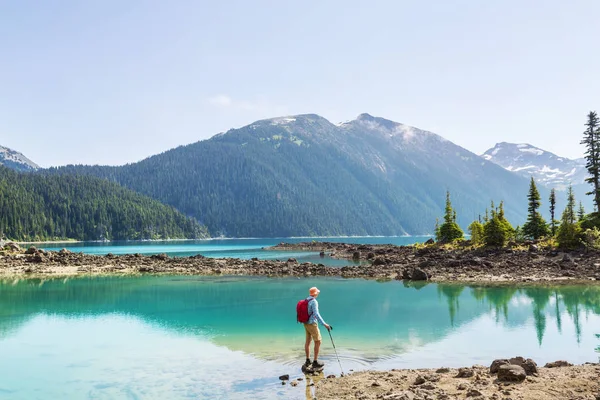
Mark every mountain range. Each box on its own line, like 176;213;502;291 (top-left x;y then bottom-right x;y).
482;142;587;190
0;145;39;172
47;113;539;237
4;113;591;238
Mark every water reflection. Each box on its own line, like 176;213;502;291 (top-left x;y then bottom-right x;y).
1;276;599;361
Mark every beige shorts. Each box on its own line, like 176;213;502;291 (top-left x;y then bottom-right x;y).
304;323;322;342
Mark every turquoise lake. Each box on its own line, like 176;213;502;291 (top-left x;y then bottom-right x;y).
1;276;599;400
38;237;431;266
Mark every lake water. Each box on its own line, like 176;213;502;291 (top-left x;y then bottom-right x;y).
38;237;431;267
0;276;599;399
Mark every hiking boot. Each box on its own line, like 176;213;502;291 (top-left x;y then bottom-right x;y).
303;358;311;368
312;360;324;369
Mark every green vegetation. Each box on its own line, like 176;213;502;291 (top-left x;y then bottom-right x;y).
522;177;549;239
556;186;581;249
0;166;208;241
483;201;514;246
436;191;464;243
467;220;484;245
549;189;557;236
581;111;600;209
429;110;600;250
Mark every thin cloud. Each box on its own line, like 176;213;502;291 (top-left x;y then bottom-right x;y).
207;94;288;116
208;95;233;107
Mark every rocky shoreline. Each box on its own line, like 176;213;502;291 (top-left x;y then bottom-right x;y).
268;241;600;284
311;359;600;400
1;241;600;284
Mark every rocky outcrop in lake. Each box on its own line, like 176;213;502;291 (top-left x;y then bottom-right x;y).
1;241;600;284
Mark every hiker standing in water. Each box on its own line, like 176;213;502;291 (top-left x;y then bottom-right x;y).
298;287;331;369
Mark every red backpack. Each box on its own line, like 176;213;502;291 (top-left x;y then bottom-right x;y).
296;298;314;323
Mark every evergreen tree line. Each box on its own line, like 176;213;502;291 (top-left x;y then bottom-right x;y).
436;111;600;249
0;166;208;241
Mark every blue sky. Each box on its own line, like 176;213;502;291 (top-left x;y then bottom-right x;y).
1;0;599;167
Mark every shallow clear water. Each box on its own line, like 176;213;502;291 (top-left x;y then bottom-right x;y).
38;237;430;267
1;276;599;399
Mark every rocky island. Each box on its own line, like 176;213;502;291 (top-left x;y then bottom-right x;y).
1;241;600;285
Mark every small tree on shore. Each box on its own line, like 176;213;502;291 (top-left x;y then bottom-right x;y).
468;220;484;245
549;189;557;236
557;186;581;249
437;191;464;242
484;201;514;246
522;178;549;239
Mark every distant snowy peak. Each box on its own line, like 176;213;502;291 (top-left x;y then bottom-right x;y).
0;145;39;172
481;142;586;189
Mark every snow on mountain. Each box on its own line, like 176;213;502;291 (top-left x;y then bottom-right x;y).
0;145;39;172
481;142;586;190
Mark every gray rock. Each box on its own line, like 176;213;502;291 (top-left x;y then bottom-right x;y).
466;388;483;397
490;359;510;374
4;242;21;252
497;364;526;382
456;368;474;378
25;246;37;255
411;267;429;281
372;257;387;266
278;374;289;381
544;360;573;368
509;357;538;375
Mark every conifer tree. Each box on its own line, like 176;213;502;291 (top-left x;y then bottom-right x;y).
437;191;464;242
581;111;600;210
557;186;581;248
578;201;585;221
468;220;484;245
483;200;514;246
523;177;549;239
549;189;557;236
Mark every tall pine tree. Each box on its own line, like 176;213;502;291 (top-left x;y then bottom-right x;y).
549;189;557;236
523;177;549;239
581;111;600;210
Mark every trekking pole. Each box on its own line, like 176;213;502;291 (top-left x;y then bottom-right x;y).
327;327;345;376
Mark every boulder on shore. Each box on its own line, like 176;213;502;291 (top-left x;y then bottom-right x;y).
4;242;21;252
497;364;526;382
411;268;429;281
25;246;38;255
544;360;573;368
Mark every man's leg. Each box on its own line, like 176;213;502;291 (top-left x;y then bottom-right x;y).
313;340;321;361
304;331;312;360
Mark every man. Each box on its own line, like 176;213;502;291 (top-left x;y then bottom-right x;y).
303;286;331;369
